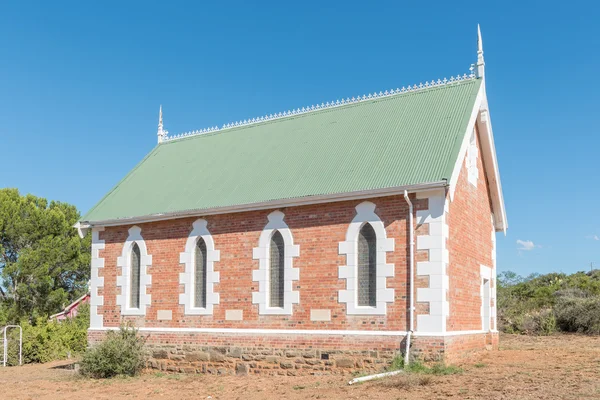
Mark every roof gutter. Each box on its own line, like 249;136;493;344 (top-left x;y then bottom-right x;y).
75;180;448;237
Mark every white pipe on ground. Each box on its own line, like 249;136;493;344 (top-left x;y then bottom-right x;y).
348;369;405;385
403;190;415;366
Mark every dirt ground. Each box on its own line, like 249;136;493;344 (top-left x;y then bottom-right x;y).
1;334;599;400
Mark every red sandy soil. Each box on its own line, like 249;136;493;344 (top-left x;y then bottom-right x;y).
1;334;599;400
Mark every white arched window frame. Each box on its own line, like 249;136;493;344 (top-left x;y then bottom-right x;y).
116;226;152;316
252;211;300;315
339;201;395;315
179;219;220;315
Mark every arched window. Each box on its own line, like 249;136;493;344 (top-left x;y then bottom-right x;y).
130;243;141;309
269;231;285;308
194;238;208;309
339;201;394;315
179;219;220;315
357;223;376;307
116;226;152;316
252;211;300;315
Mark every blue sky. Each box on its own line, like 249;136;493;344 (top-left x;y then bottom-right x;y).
1;1;599;276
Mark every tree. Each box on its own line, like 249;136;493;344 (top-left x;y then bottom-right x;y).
0;188;91;323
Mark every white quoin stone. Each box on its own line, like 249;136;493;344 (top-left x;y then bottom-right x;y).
89;227;105;328
416;190;449;333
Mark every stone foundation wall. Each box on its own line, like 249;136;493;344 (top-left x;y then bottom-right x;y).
147;344;397;376
89;329;496;375
89;330;403;375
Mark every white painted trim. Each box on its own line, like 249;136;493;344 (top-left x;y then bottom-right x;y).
89;327;494;337
252;211;300;315
448;85;484;200
116;226;152;316
74;221;89;239
79;181;447;228
179;219;220;315
480;265;492;332
466;130;479;186
480;264;492;280
446;82;507;232
89;227;105;328
491;216;498;330
416;190;449;333
338;201;394;315
478;99;508;232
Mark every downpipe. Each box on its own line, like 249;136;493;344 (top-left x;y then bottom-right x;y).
347;191;416;385
403;190;415;366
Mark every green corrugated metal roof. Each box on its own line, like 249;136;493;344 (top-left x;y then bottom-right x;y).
82;78;482;223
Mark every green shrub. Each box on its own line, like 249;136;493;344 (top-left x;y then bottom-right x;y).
405;361;462;375
387;356;462;375
79;325;147;378
554;291;600;334
521;309;557;335
387;355;405;371
5;304;89;365
498;271;600;335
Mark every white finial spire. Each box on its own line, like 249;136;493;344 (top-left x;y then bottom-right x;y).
476;24;485;78
157;105;168;143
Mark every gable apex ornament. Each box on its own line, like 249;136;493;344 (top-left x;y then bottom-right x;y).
476;24;485;79
157;105;169;144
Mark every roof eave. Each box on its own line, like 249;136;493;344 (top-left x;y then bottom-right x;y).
447;81;507;233
78;180;448;229
478;94;508;233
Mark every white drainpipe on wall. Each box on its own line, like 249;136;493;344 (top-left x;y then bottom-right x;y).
403;190;415;366
347;191;415;386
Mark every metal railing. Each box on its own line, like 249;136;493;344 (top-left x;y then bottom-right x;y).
2;325;22;367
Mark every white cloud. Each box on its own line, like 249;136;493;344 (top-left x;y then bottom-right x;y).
586;235;600;241
516;239;538;251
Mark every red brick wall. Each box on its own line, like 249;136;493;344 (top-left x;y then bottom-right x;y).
91;137;499;365
96;195;429;333
443;332;496;364
447;125;495;331
411;332;499;365
88;330;402;352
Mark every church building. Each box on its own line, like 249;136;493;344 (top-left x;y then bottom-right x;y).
77;27;507;375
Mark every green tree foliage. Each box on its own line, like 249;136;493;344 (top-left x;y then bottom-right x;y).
0;188;91;323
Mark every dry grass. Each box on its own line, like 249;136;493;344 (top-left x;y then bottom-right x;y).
1;334;600;399
380;374;433;389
